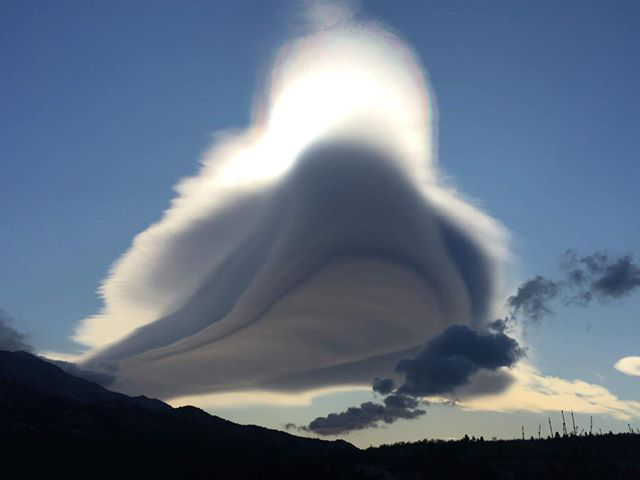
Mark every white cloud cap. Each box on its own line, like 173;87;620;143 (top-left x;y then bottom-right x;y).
614;356;640;377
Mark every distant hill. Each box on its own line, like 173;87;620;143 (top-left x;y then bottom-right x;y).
0;350;355;479
1;350;639;479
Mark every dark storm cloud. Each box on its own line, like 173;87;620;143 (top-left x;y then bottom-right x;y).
304;393;426;436
395;325;524;397
0;309;33;352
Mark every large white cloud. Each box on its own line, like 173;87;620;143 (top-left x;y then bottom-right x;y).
75;17;511;400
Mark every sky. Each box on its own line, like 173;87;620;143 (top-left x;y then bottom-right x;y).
1;0;639;447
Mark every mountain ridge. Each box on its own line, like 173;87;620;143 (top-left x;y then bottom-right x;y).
2;349;639;479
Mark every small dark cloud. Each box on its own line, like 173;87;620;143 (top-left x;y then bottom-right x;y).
395;325;523;397
297;325;522;436
506;251;640;324
507;276;560;321
561;250;640;304
0;309;33;352
372;377;394;395
303;393;426;436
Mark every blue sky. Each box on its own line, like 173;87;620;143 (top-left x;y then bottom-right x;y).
1;1;639;444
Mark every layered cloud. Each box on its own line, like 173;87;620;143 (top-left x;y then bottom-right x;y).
75;18;510;400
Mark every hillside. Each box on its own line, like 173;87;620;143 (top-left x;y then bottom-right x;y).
1;350;639;479
0;350;355;479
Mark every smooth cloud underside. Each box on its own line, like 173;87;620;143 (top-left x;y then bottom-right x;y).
76;19;512;400
614;356;640;377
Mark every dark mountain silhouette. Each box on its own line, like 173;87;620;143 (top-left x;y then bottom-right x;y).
0;350;355;479
0;350;167;410
1;350;639;479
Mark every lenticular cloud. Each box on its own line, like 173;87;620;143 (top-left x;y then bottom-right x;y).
77;21;510;400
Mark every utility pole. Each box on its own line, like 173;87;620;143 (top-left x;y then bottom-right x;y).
548;417;554;438
561;410;568;436
571;411;577;435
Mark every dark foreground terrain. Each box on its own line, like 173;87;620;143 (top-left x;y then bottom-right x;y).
1;350;639;479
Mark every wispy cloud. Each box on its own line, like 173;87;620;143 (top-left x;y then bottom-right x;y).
507;276;560;321
459;363;640;421
299;0;359;31
507;250;640;324
0;308;32;352
561;250;640;305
